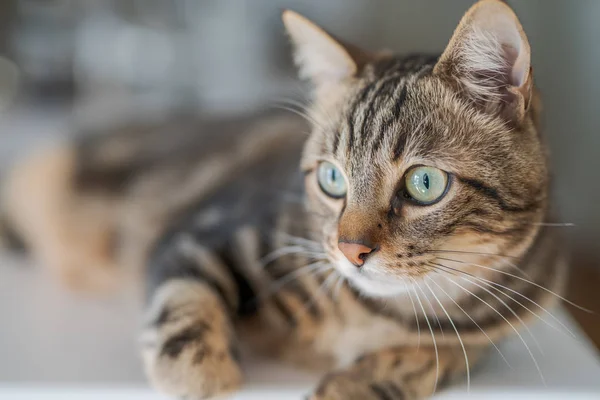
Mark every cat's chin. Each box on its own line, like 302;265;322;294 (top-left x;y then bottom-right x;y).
335;258;411;298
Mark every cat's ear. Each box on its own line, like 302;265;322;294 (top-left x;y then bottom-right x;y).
282;10;368;88
434;0;532;122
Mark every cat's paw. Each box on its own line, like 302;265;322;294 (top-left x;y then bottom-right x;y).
309;371;406;400
142;322;242;399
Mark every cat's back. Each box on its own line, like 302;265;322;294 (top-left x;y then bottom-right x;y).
73;109;308;197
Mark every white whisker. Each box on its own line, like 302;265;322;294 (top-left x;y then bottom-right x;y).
441;274;546;385
275;232;324;250
263;261;330;298
427;249;520;260
416;280;445;338
405;282;421;349
428;275;511;369
433;262;543;355
531;222;575;227
465;272;577;339
410;279;440;396
423;277;470;392
436;256;592;313
272;103;324;133
271;96;338;136
260;245;326;266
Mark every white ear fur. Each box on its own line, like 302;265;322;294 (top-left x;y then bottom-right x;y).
282;10;357;86
435;0;531;111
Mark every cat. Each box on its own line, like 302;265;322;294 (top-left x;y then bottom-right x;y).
2;0;567;399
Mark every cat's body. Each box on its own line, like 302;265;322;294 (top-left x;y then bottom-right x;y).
2;1;567;399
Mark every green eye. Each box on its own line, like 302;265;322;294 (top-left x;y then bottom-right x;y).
404;166;448;204
317;161;347;198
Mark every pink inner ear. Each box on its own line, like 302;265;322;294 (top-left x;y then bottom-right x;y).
495;28;528;88
510;45;529;88
502;44;521;87
470;10;530;89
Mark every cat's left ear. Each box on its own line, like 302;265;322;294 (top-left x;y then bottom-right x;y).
283;10;370;89
434;0;532;123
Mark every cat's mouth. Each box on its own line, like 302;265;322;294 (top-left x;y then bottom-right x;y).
331;253;416;298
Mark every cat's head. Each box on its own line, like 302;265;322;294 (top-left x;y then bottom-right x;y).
283;0;548;297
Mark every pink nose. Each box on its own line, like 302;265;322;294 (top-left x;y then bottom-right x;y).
338;242;375;267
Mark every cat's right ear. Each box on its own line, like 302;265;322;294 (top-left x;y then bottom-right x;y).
433;0;532;122
282;10;366;88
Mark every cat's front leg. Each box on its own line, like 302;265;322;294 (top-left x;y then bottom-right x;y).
309;346;482;400
140;241;243;399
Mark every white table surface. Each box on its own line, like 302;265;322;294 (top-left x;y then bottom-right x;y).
1;253;600;399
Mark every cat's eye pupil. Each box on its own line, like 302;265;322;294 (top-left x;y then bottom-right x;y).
329;169;338;183
423;173;430;190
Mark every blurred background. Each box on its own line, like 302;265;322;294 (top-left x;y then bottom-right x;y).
1;0;599;246
0;0;599;387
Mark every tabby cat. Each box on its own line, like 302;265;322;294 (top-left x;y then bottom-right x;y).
2;1;567;399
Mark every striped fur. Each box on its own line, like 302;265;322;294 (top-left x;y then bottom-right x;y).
1;1;566;399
